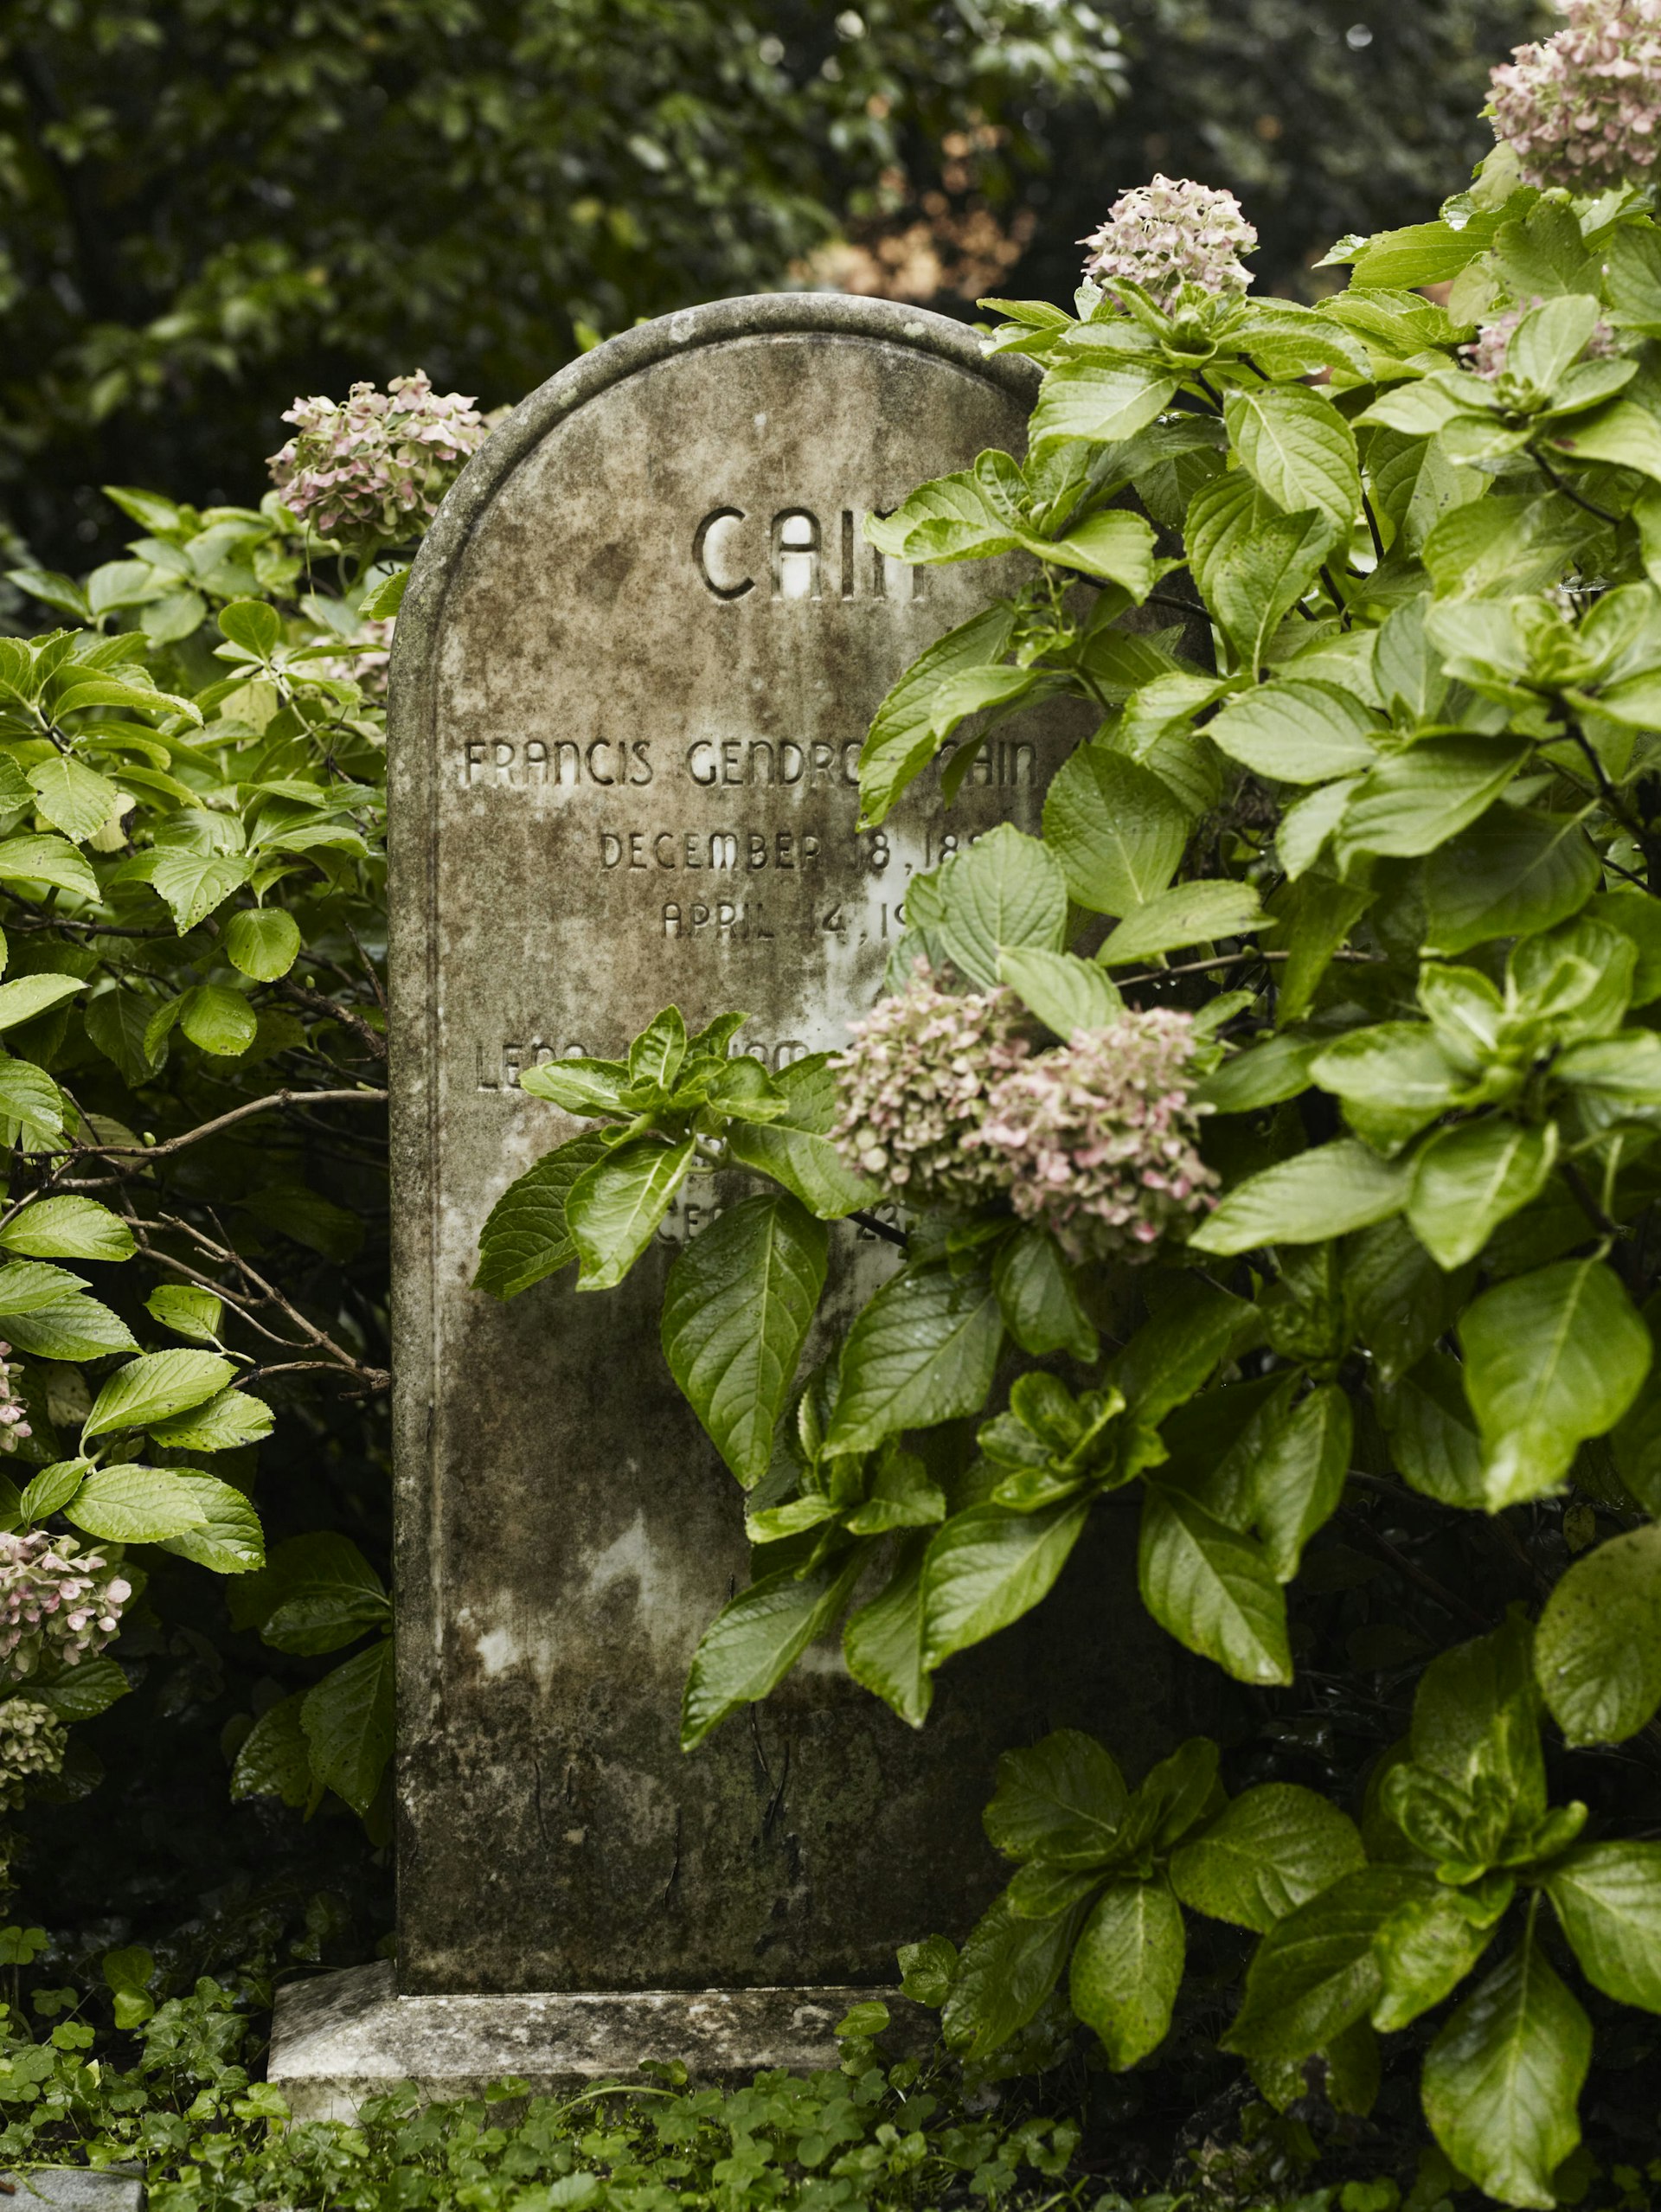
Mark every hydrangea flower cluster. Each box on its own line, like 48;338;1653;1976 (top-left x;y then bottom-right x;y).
1463;296;1617;379
0;1700;66;1810
831;967;1031;1205
0;1347;29;1456
268;372;489;548
1490;0;1661;191
1081;176;1257;311
0;1532;130;1680
975;1010;1216;1264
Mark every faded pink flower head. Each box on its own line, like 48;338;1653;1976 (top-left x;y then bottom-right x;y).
268;372;489;549
1490;0;1661;190
974;1009;1217;1264
0;1530;129;1682
0;1698;66;1810
1081;176;1257;311
832;965;1032;1207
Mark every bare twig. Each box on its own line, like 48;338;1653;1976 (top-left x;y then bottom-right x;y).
852;1209;907;1249
75;1087;386;1163
1337;1504;1491;1632
278;978;388;1061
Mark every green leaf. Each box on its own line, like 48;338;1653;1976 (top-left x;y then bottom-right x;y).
146;1285;224;1344
1535;1526;1661;1746
997;947;1121;1040
474;1133;611;1298
85;989;163;1087
1029;358;1178;452
1186;471;1335;676
1042;747;1187;916
1191;1140;1408;1255
64;1465;208;1543
27;757;121;844
682;1549;864;1749
224;907;302;981
566;1138;696;1291
18;1459;90;1526
1194;1034;1319;1114
157;1471;265;1572
148;1388;273;1454
866;453;1026;563
1424;809;1600;955
1107;1279;1253;1426
83;1350;235;1439
824;1263;1003;1456
993;1227;1098;1362
1412;1613;1545;1811
842;1536;933;1728
178;984;255;1057
1339;740;1530;861
629;1006;688;1090
0;1197;132;1263
662;1195;826;1486
1070;1878;1183;2071
1253;1385;1351;1581
1170;1784;1366;1933
101;1944;154;2031
0;836;99;902
1225;385;1362;531
0;975;86;1033
0;1058;66;1153
1588;891;1661;1006
1206;679;1380;785
1373;1882;1504;2033
1421;1928;1591;2212
940;1891;1077;2059
984;1728;1129;1863
230;1692;312;1810
0;1292;133;1361
517;1056;632;1114
1382;1351;1485;1509
1408;1119;1558;1273
145;848;250;933
858;606;1017;828
1544;1843;1661;2014
921;1498;1089;1667
32;1657;129;1724
1461;1260;1651;1509
1547;396;1661;484
935;824;1068;989
726;1054;875;1221
1043;508;1158;594
219;599;283;658
1139;1483;1292;1684
301;1638;394;1818
359;566;409;619
1097;881;1265;966
1224;1867;1420;2061
232;1531;388;1654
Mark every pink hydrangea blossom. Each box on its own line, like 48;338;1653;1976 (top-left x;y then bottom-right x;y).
1490;0;1661;190
0;1346;29;1458
0;1699;66;1809
268;372;489;548
1081;176;1257;311
974;1010;1216;1263
0;1531;130;1680
832;966;1032;1206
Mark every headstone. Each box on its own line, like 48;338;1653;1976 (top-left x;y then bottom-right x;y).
271;295;1214;2105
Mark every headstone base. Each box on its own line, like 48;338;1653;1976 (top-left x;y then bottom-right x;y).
268;1964;925;2120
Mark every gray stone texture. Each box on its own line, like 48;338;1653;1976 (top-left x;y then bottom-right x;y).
269;1962;929;2121
0;2171;143;2212
382;295;1220;2004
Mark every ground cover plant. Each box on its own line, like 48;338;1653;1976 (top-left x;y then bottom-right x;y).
476;4;1661;2202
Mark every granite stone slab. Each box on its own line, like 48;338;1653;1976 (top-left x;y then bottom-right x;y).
0;2169;144;2212
375;292;1223;2027
268;1961;925;2121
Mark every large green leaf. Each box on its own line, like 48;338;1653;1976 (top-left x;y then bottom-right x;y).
1107;1279;1252;1426
0;835;99;902
1460;1259;1651;1509
842;1536;933;1728
301;1639;394;1819
1186;471;1335;676
230;1531;388;1655
83;1350;235;1439
934;824;1068;989
997;948;1121;1041
157;1471;265;1573
0;974;85;1033
1223;1867;1422;2061
682;1550;864;1749
1225;385;1362;531
230;1692;312;1810
0;1196;133;1264
1338;740;1531;861
1408;1119;1558;1272
1138;1483;1292;1685
146;1388;273;1454
983;1728;1129;1863
940;1891;1077;2059
1191;1141;1408;1255
1535;1526;1661;1746
566;1137;696;1291
1170;1784;1365;1934
661;1194;827;1487
1042;747;1188;916
1252;1384;1350;1581
1070;1878;1184;2071
1423;809;1600;955
1029;358;1178;452
727;1053;875;1221
824;1263;1003;1456
1382;1351;1485;1509
992;1226;1098;1362
1544;1843;1661;2014
1421;1929;1591;2212
1206;680;1380;785
1097;881;1265;965
473;1132;611;1298
64;1465;208;1543
921;1498;1089;1667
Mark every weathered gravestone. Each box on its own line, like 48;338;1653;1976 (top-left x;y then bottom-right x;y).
269;294;1215;2114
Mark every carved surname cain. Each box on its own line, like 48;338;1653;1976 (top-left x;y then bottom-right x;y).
694;507;926;603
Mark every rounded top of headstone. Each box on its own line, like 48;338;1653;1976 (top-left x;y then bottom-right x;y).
401;294;1040;637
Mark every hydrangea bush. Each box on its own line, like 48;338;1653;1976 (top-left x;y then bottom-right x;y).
482;11;1661;2201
